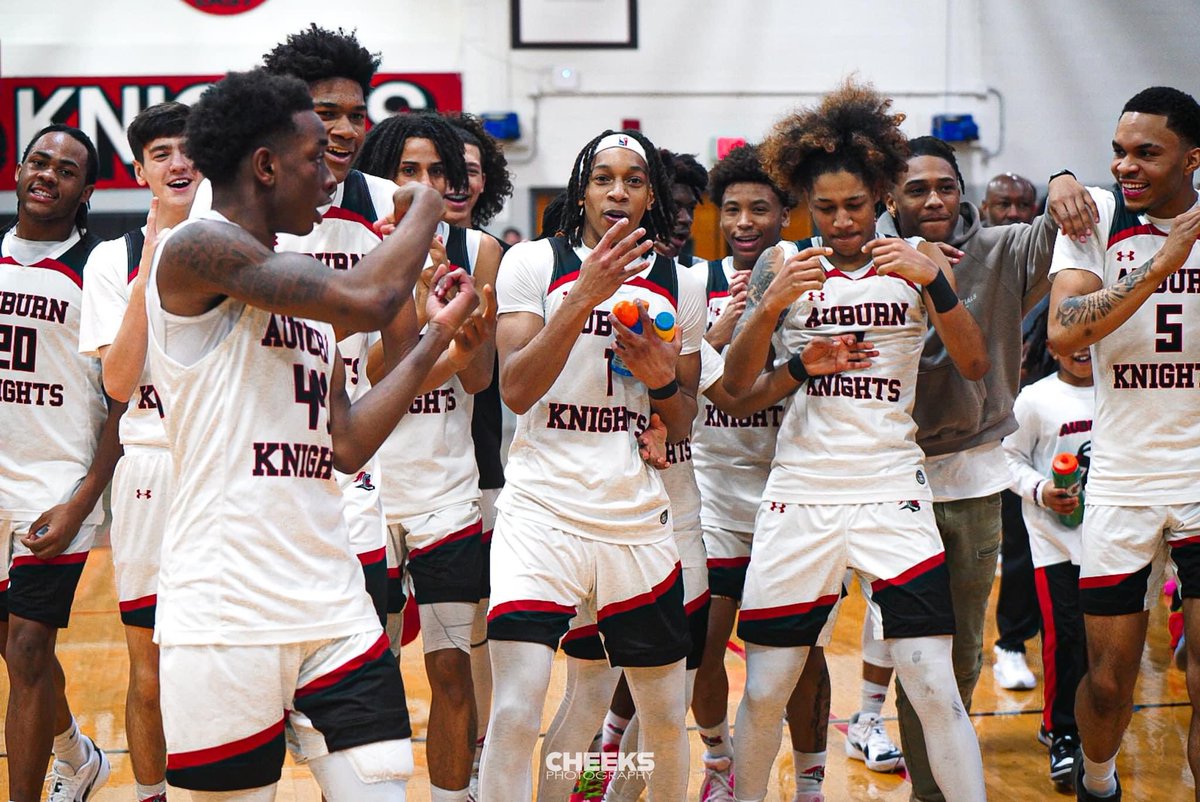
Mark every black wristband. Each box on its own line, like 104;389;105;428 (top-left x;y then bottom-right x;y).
925;271;959;314
1048;169;1075;183
786;353;810;384
648;379;679;400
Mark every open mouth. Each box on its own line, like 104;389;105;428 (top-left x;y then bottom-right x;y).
444;192;469;208
1120;181;1148;200
603;210;629;224
731;233;761;251
326;145;354;164
167;178;194;192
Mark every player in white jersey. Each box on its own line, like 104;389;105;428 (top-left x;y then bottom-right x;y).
144;69;478;801
723;81;991;802
78;102;198;802
1;124;123;802
359;110;501;802
1002;340;1094;790
1047;87;1200;802
482;129;704;802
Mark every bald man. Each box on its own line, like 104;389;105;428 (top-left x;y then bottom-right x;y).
982;173;1038;226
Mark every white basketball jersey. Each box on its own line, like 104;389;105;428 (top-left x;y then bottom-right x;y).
495;238;706;543
274;171;397;554
145;214;378;646
1050;186;1200;505
660;338;725;536
767;236;932;504
79;229;168;449
0;228;106;522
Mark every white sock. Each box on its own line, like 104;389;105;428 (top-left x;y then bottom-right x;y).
891;636;986;801
860;680;888;716
792;750;825;793
699;718;734;760
1081;749;1119;797
733;644;809;802
430;786;469;801
136;781;168;801
602;709;631;750
52;718;90;771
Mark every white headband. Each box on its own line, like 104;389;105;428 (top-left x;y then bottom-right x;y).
594;133;647;162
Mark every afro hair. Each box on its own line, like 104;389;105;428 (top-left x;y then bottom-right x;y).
262;24;380;96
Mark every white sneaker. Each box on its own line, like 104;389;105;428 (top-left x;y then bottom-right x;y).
698;755;735;802
843;711;904;773
47;734;111;801
993;645;1037;690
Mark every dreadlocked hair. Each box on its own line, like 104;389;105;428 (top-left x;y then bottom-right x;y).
185;69;313;187
355;111;468;197
561;129;675;248
448;113;514;227
537;192;568;239
660;149;708;202
22;124;99;233
262;24;380;96
708;142;794;208
761;79;909;200
908;136;966;193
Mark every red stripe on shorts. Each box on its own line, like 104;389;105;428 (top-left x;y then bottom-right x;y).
597;562;681;620
167;717;285;770
295;633;390;698
707;556;751;568
685;589;712;615
356;546;386;566
1078;571;1133;590
118;594;157;612
561;624;599;643
1170;534;1200;549
406;520;483;559
11;551;89;568
870;552;946;593
488;598;576;621
738;592;841;622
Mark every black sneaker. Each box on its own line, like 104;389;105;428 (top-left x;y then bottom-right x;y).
1050;733;1078;788
1037;723;1053;748
1073;747;1122;801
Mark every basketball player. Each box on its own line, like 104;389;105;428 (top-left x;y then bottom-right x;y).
879;136;1094;800
724;81;991;802
1002;339;1094;790
482;129;703;802
78;101;198;802
1;124;120;802
1047;86;1200;802
656;149;708;264
144;69;477;801
981;172;1038;227
358;110;501;802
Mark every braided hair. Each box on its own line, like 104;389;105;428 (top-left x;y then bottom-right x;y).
355;111;468;194
561;129;675;248
761;79;910;200
448;113;514;227
22;124;99;233
660;149;708;203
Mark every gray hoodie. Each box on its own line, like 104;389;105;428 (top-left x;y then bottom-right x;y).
876;201;1057;457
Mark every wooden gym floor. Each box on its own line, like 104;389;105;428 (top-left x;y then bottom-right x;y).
0;547;1191;800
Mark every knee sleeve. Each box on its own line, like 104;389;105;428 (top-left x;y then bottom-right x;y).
420;601;475;654
861;611;893;669
309;739;413;802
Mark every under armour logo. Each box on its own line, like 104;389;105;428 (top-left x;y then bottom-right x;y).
136;489;152;499
807;291;826;302
354;471;376;491
1116;250;1135;261
769;501;788;513
900;500;921;512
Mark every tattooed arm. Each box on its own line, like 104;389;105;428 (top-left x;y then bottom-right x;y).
156;183;444;329
722;244;829;397
1049;204;1200;353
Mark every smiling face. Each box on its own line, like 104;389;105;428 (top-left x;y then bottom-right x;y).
719;181;789;271
808;169;876;269
15;131;94;236
444;142;483;227
581;147;653;248
135;135;199;223
1111;111;1200;217
1052;344;1094;387
309;77;367;185
270;110;337;236
658;181;699;259
887;155;961;243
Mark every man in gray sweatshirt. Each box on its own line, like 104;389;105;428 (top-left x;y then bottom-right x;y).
877;135;1096;801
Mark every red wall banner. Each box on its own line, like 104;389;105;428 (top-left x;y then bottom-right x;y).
180;0;270;14
0;73;464;191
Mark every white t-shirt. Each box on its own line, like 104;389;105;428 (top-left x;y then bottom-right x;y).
495;239;705;543
766;237;933;504
923;442;1011;503
1049;187;1200;505
1;228;106;523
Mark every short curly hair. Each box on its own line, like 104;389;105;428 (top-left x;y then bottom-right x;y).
262;24;380;95
448;113;514;227
1123;86;1200;147
660;149;708;203
708;143;793;208
185;69;313;187
355;111;469;196
761;79;910;199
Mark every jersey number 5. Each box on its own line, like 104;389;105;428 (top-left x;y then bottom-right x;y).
1155;304;1183;353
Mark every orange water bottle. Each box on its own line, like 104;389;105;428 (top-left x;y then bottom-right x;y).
611;300;642;377
1051;452;1085;528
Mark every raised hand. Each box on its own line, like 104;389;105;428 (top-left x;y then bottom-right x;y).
706;270;750;350
374;183;442;237
609;300;680;389
447;283;497;370
572;219;655;307
866;238;940;286
1156;205;1200;275
425;264;480;337
758;246;829;314
800;334;879;376
1046;173;1099;242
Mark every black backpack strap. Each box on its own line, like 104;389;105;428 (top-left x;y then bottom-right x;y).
124;229;147;280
